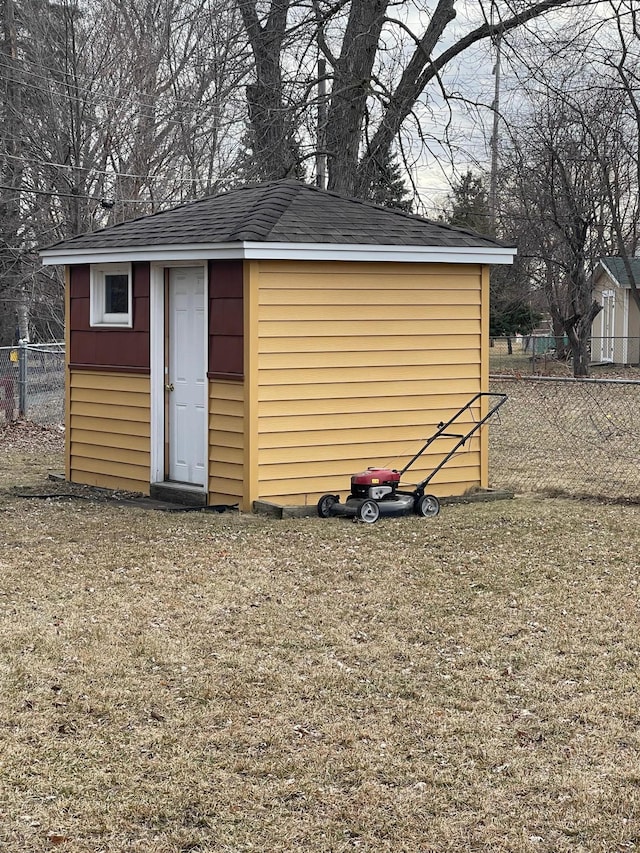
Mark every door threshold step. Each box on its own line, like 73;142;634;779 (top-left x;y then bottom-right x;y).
150;482;207;507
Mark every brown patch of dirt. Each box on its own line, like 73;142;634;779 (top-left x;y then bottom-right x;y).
0;419;64;454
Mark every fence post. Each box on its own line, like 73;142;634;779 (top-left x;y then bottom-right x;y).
18;340;27;418
531;336;536;374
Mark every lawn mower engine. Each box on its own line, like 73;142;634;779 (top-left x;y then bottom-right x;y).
350;467;401;499
317;466;439;524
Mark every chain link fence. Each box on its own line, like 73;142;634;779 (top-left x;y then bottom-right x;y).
490;335;640;375
489;374;640;503
0;343;65;425
490;335;562;375
2;343;639;504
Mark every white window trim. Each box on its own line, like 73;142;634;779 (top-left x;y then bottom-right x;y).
90;262;133;327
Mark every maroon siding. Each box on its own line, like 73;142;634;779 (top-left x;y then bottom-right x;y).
69;263;150;373
208;260;244;379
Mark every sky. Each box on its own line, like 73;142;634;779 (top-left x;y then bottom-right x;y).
391;0;620;215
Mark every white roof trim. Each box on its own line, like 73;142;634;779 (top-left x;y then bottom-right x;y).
40;240;516;266
596;260;623;289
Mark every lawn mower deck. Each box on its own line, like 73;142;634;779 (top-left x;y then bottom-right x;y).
317;467;439;524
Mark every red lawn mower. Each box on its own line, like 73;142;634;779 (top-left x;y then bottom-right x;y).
317;392;507;523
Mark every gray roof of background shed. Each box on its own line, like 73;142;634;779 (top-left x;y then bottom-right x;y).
44;179;507;252
597;257;640;288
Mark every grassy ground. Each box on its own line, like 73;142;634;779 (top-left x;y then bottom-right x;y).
1;424;640;852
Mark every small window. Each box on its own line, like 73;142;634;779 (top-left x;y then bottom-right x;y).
90;263;133;327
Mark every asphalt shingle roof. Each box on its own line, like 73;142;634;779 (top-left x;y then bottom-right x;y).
598;256;640;287
44;180;507;252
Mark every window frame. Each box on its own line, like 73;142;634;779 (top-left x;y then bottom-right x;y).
90;262;133;328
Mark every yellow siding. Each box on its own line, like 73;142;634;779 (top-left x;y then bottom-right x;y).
71;415;150;437
259;318;479;338
68;370;150;493
260;346;479;369
69;372;150;392
253;260;487;506
209;380;244;505
70;387;150;408
258;397;479;432
259;304;480;322
259;333;480;354
260;286;478;306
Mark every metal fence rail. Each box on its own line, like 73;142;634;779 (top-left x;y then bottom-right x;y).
0;342;65;425
489;374;640;502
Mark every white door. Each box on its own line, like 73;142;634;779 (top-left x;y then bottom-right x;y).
168;267;206;485
600;290;615;362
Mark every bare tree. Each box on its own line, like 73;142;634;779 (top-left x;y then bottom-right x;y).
496;76;640;375
0;0;250;343
0;0;26;340
0;0;631;350
493;5;640;377
235;0;588;197
595;0;640;312
237;0;300;179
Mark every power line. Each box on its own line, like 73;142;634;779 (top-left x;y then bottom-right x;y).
0;56;246;116
0;182;154;204
0;151;205;185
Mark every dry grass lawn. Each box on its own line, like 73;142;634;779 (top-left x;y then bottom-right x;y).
1;423;640;852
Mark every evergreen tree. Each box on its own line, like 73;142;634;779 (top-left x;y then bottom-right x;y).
230;125;307;186
443;171;540;350
442;170;490;234
489;299;541;339
362;150;413;211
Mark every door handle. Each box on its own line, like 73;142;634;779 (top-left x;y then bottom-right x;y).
165;383;174;392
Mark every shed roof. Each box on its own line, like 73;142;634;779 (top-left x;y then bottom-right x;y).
596;256;640;288
41;180;516;266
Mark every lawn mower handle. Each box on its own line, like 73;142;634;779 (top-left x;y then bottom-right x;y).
399;392;508;482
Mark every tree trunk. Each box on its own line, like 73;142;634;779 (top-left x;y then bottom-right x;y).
551;315;567;361
16;294;30;343
0;0;26;338
566;327;589;377
238;0;298;180
325;0;388;195
353;0;455;196
564;300;601;378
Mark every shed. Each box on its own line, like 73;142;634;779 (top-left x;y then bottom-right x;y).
591;257;640;365
40;180;515;511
